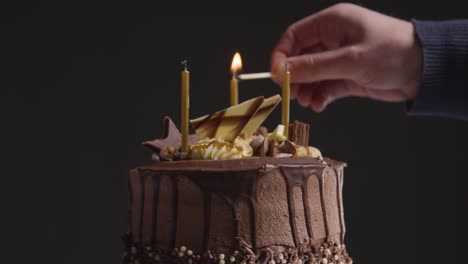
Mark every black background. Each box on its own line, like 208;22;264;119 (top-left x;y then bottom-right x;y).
4;0;468;263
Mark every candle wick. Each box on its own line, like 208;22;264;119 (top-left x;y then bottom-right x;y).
284;63;289;72
181;60;188;71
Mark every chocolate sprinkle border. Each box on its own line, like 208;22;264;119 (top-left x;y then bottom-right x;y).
122;234;353;264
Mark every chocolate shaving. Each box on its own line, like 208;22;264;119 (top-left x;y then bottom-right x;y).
268;139;278;157
251;135;270;157
259;138;269;157
281;140;297;155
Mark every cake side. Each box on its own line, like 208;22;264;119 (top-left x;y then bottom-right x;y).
123;158;351;264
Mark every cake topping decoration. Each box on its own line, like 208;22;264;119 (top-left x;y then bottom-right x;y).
143;116;323;161
288;121;310;147
189;137;253;160
143;116;198;161
190;96;265;142
268;124;287;143
240;94;281;136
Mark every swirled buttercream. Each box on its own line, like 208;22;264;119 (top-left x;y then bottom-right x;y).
294;145;323;160
189;137;253;160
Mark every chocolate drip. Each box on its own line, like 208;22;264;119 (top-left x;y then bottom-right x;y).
129;157;347;254
285;179;299;246
318;172;330;238
280;167;319;246
235;194;258;250
203;192;212;251
222;196;240;249
233;204;241;240
139;172;146;243
250;176;258;251
187;171;258;251
301;183;314;240
128;170;135;239
170;176;179;248
151;175;161;244
335;168;346;243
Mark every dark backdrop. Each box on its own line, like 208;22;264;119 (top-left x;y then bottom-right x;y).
4;1;468;263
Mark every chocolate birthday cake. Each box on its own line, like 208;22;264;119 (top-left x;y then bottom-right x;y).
122;95;353;264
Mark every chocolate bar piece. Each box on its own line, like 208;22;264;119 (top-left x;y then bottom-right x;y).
288;121;310;146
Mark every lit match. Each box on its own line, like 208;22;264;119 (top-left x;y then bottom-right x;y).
237;72;272;80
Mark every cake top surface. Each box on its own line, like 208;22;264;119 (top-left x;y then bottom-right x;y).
139;157;346;172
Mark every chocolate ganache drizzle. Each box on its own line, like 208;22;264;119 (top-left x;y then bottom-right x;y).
126;158;347;259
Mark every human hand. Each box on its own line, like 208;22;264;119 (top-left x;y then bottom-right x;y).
270;3;422;112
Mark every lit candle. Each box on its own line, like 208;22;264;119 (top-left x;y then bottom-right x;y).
230;78;238;106
282;64;290;138
230;52;242;106
181;60;190;153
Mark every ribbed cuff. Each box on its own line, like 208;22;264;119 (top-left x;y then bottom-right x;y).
407;19;468;120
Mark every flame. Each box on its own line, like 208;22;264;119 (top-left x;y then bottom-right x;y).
230;52;242;74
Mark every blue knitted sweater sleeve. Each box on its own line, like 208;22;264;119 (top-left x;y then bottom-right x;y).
408;19;468;120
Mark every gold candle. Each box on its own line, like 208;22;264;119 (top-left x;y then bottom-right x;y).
230;52;242;106
230;78;238;106
282;64;290;138
181;60;190;153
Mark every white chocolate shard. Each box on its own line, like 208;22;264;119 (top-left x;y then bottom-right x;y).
241;94;282;136
214;97;265;141
268;124;287;143
190;97;264;142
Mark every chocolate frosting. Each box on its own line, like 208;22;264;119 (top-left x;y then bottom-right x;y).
128;157;347;256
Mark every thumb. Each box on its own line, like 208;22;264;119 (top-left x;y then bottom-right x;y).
284;46;364;84
309;80;366;112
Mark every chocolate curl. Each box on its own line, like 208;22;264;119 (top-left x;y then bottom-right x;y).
288;120;310;146
250;135;269;157
259;138;269;157
251;126;270;157
268;139;279;157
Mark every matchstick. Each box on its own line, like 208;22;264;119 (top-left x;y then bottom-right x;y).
238;72;272;80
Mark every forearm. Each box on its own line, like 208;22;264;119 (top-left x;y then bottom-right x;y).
407;19;468;120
